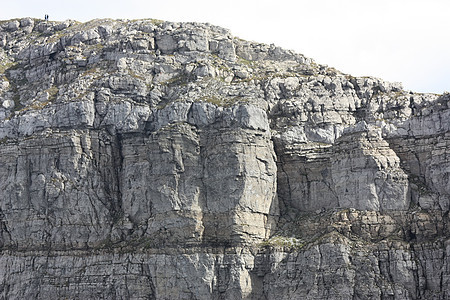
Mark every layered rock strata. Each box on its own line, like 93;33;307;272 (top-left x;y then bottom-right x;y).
0;18;449;299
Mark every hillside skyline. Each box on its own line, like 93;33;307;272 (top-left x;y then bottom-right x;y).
2;0;449;94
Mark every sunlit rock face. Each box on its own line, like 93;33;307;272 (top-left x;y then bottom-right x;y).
0;18;449;299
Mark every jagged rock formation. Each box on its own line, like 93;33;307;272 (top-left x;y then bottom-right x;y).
0;18;449;299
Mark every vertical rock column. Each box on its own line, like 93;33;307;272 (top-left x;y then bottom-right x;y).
120;104;279;246
199;105;278;244
121;123;206;247
201;127;278;244
331;126;410;211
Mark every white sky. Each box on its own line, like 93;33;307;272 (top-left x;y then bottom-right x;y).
1;0;449;94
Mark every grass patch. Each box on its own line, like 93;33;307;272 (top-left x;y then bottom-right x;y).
80;67;101;78
259;236;305;249
128;70;146;81
237;57;255;67
160;73;192;86
0;61;18;74
199;95;248;107
45;86;59;101
29;100;51;110
47;30;67;43
325;67;339;76
150;19;164;26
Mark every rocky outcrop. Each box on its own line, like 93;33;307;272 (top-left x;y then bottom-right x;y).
0;18;449;299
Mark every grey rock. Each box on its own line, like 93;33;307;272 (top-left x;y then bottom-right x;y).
6;21;20;32
1;99;14;109
331;127;409;211
0;18;449;300
20;18;34;28
155;34;178;54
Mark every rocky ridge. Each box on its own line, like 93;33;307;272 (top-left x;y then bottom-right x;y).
0;18;449;299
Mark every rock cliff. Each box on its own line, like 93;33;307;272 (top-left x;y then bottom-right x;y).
0;18;449;299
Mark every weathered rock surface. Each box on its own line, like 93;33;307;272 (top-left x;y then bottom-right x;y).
0;18;449;299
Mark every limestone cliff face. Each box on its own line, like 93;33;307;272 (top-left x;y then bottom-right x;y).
0;18;449;299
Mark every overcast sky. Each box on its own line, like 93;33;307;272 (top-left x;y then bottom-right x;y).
1;0;449;94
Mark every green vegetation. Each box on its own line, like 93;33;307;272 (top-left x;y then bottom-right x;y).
81;67;99;77
325;67;339;76
27;100;51;111
200;95;223;106
345;74;356;82
0;61;19;74
87;43;105;52
259;236;305;249
150;19;164;26
160;73;192;86
237;57;255;67
198;95;248;107
45;86;59;101
0;62;13;74
0;18;22;25
128;70;146;81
